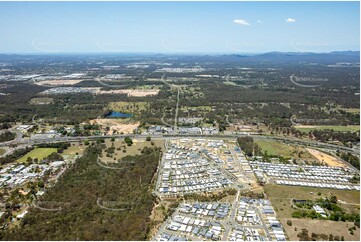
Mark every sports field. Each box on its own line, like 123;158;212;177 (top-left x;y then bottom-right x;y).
17;148;57;162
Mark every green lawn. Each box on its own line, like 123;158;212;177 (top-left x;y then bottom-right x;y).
256;140;293;158
295;125;360;133
17;148;57;162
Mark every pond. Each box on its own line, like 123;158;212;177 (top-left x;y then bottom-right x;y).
106;111;133;118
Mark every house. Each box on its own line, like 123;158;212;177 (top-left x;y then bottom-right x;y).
313;205;327;217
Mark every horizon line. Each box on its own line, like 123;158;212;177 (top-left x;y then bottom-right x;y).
0;50;359;56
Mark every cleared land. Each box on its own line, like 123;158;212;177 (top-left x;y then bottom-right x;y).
17;148;57;162
89;119;140;135
256;140;315;160
35;79;83;86
340;108;360;114
294;125;360;132
97;89;160;97
306;148;347;168
180;106;213;112
282;218;360;241
63;143;85;156
264;184;360;218
264;184;360;241
107;101;149;113
29;97;54;105
100;139;164;163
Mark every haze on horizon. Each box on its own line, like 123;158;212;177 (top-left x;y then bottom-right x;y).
0;1;359;54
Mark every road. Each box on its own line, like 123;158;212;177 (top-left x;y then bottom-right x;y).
222;190;240;240
1;133;358;159
2;132;356;154
174;88;180;134
161;74;181;134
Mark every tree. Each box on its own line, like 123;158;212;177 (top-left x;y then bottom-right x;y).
37;179;44;188
124;137;133;146
329;234;334;241
330;195;338;204
146;137;151;141
287;220;292;226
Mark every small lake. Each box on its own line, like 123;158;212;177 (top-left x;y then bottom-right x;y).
106;111;133;118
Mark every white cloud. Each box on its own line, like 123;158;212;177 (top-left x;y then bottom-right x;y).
286;18;296;23
233;19;250;26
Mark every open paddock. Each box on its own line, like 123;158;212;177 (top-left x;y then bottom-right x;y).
29;97;54;105
35;79;84;86
97;89;160;97
89;118;140;135
264;184;360;218
282;218;360;241
100;138;164;163
294;125;360;133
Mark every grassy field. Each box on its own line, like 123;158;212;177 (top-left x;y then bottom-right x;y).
107;101;149;113
340;108;360;114
17;148;57;162
63;143;85;156
255;140;315;160
294;125;360;133
282;218;360;241
29;97;54;105
100;138;164;163
265;184;360;241
264;184;360;218
180;105;213;112
0;148;5;156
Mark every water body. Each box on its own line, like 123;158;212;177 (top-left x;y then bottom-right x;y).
106;111;132;118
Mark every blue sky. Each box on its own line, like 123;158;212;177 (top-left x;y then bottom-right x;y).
0;1;359;53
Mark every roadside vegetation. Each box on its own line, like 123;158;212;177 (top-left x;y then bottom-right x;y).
0;131;16;142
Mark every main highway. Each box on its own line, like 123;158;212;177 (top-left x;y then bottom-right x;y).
1;132;358;153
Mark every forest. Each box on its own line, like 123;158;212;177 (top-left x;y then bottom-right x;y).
0;144;162;240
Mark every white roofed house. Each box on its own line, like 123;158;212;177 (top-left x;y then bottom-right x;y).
313;205;327;218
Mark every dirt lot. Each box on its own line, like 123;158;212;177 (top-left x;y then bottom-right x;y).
282;218;360;241
306;148;347;167
36;79;83;86
89;118;139;135
97;89;159;97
